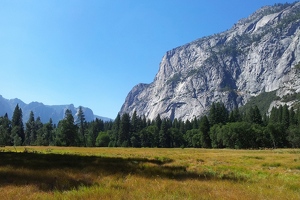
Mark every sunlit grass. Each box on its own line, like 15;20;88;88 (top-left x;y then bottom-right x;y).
0;146;300;199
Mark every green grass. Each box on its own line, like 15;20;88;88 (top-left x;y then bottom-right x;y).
0;147;300;199
239;90;279;115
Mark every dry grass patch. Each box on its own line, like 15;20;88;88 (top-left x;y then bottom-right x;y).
0;147;300;199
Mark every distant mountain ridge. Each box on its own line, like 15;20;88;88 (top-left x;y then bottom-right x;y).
120;2;300;121
0;95;111;124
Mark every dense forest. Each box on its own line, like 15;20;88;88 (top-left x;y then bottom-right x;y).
0;102;300;149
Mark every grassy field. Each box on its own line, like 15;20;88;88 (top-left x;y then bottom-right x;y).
0;146;300;199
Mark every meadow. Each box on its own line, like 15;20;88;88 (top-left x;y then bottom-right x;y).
0;146;300;200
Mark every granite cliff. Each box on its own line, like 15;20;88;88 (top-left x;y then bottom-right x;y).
120;2;300;121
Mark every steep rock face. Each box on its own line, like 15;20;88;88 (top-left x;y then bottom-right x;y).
120;2;300;121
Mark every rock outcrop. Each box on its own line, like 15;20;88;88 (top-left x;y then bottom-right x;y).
120;2;300;121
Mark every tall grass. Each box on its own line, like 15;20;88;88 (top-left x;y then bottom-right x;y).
0;146;300;199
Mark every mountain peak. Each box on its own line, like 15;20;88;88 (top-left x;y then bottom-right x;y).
0;95;112;124
120;2;300;121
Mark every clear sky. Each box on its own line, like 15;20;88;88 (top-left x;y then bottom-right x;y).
0;0;297;119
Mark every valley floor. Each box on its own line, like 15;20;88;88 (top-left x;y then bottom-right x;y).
0;146;300;199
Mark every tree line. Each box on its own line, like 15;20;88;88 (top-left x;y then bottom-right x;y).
0;102;300;148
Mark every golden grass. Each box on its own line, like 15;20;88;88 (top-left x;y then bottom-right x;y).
0;146;300;199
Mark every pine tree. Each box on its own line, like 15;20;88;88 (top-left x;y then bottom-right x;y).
192;117;198;129
25;111;36;145
282;104;290;129
155;114;162;131
118;113;131;147
248;106;263;124
76;106;86;146
185;119;192;131
209;102;228;125
35;117;44;145
209;102;217;125
289;107;296;126
269;107;279;123
168;127;183;147
111;114;121;146
278;105;283;123
229;108;241;122
86;118;104;147
159;119;170;147
131;110;141;135
43;118;54;145
57;109;77;146
0;113;11;145
11;104;24;145
199;115;211;148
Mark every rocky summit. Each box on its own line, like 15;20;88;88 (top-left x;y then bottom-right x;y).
120;2;300;121
0;95;111;124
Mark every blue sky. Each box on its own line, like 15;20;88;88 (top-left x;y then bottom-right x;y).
0;0;296;119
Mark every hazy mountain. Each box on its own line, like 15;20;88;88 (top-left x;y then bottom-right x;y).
0;95;111;124
120;2;300;121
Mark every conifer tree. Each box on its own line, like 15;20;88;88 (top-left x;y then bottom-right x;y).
248;106;263;124
199;115;211;148
35;117;44;145
111;114;121;146
57;109;77;146
0;113;11;145
118;113;131;147
289;107;296;125
11;104;24;145
209;102;228;125
209;102;217;125
131;111;137;132
218;102;229;124
159;119;169;147
43;118;54;145
269;107;279;123
25;111;36;145
155;114;162;131
282;104;290;129
76;106;86;146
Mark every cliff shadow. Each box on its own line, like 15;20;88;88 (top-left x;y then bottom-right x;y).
0;150;246;192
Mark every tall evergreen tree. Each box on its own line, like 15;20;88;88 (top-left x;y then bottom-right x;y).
35;117;44;145
247;106;263;124
11;104;24;145
199;115;211;148
289;107;296;126
57;109;77;146
229;108;241;122
76;106;86;146
118;113;131;147
159;119;170;147
209;102;217;125
86;118;104;147
42;118;54;145
209;102;228;125
278;105;283;123
282;104;290;129
0;113;11;145
131;110;138;134
185;119;192;131
155;114;162;131
111;114;121;146
192;117;198;129
25;111;36;145
269;107;279;123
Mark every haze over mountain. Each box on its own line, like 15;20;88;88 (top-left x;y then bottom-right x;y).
120;2;300;121
0;95;111;125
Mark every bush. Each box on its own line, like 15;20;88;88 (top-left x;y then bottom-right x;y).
95;132;110;147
